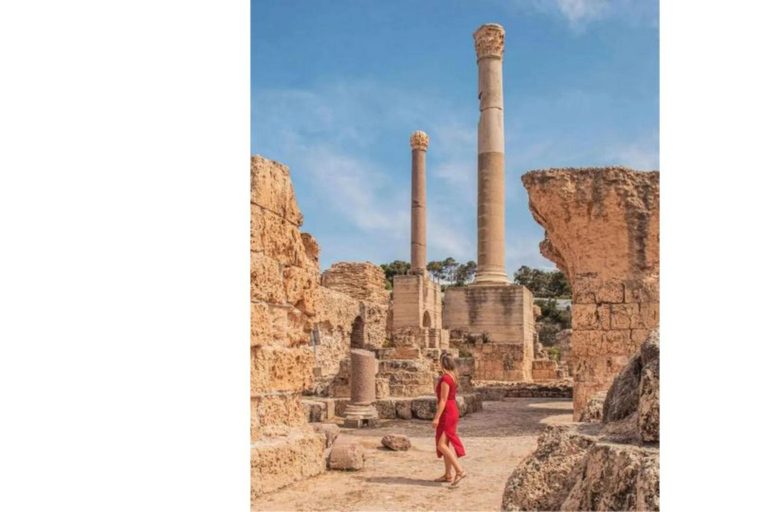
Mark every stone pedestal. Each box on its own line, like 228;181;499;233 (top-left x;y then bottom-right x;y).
443;283;536;382
343;349;379;428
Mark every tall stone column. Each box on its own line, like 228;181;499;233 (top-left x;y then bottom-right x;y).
409;131;429;276
473;23;509;284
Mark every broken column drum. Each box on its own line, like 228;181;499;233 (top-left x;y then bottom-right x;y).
410;131;429;276
473;23;508;285
344;349;379;427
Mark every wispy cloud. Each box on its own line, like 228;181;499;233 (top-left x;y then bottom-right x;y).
518;0;658;32
604;132;659;171
253;80;479;268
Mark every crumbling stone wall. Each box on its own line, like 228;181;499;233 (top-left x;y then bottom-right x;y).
311;286;388;395
522;167;659;418
321;262;390;306
251;155;326;499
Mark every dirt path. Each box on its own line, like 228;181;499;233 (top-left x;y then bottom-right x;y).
253;398;573;512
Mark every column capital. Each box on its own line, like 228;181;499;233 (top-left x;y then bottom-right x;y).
473;23;505;60
409;130;429;151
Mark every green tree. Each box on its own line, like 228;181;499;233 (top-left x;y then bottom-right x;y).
514;265;571;298
426;260;444;282
380;260;410;289
455;260;477;286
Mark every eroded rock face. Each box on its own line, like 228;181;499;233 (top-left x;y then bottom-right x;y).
321;261;390;306
602;351;643;422
561;443;659;511
522;167;659;417
501;330;660;511
502;425;598;511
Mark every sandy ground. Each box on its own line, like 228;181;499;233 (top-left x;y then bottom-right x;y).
253;398;573;512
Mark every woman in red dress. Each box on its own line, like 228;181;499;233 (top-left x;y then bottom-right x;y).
431;353;467;488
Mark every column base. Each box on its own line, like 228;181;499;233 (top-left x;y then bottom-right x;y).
343;404;379;428
473;270;509;285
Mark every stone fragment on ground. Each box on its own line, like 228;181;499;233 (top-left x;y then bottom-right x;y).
381;434;411;451
329;437;365;471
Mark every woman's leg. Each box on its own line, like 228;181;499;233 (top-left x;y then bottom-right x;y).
443;456;453;478
438;433;464;475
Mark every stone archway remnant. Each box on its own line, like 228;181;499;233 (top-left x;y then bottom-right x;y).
521;167;659;419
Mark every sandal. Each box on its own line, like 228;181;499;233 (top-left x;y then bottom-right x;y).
449;470;467;488
434;474;454;483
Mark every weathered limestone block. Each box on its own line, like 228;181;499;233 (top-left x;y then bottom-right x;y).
473;342;532;382
251;253;285;304
375;378;390;399
579;391;607;423
377;358;435;398
251;205;306;267
283;265;318;315
501;425;598;511
251;154;303;226
381;434;412;451
374;399;397;419
252;394;307;436
251;429;325;499
329;438;365;471
523;167;659;418
410;397;438;420
561;443;660;511
251;346;314;395
312;423;340;449
474;380;573;400
532;359;559;381
321;262;389;306
396;399;413;419
250;301;271;347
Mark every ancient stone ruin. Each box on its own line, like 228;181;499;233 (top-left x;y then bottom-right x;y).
522;167;660;418
501;329;660;511
253;21;659;510
250;155;326;499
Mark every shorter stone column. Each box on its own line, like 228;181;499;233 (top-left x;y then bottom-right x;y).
344;349;380;428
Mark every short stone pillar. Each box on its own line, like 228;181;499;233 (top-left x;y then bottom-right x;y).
344;349;379;428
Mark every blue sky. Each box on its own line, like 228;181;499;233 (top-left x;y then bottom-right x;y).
252;0;658;273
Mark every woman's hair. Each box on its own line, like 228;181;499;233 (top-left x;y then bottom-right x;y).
440;352;459;391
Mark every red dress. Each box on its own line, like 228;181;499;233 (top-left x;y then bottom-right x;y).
435;373;465;458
